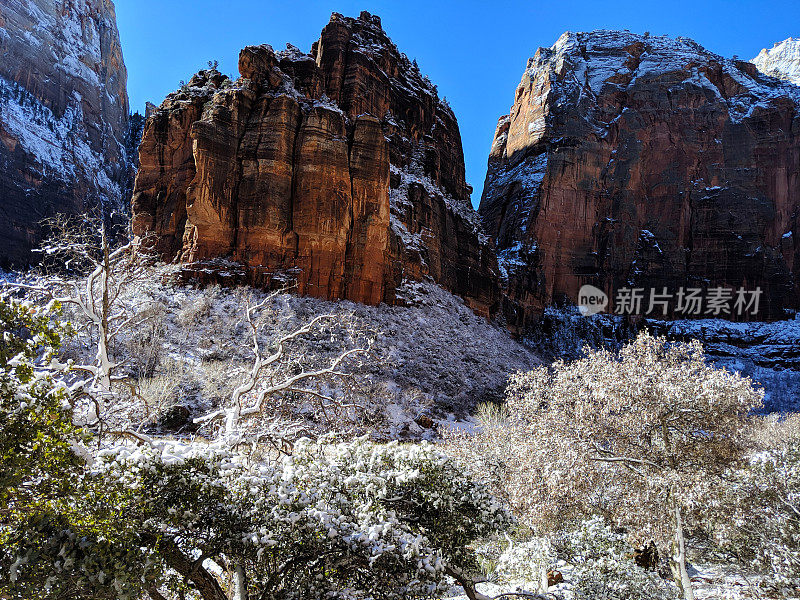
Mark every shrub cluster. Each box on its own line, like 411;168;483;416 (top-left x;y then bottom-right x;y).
0;295;511;600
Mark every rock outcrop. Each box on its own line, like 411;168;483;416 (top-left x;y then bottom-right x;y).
0;0;130;266
132;12;498;315
481;31;800;331
753;38;800;86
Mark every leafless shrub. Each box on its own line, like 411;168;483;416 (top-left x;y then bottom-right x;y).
3;213;161;440
703;418;800;593
134;359;189;424
749;413;800;449
119;298;169;379
176;285;219;330
192;289;375;450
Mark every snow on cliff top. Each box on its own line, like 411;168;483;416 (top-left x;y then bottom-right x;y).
523;30;800;128
535;29;798;95
752;37;800;86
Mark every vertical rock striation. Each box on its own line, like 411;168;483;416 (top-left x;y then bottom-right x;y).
0;0;130;266
132;12;498;315
481;31;800;330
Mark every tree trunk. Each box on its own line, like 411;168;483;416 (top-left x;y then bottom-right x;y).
670;505;694;600
442;564;492;600
146;585;168;600
98;225;112;391
146;535;228;600
232;563;248;600
539;565;549;594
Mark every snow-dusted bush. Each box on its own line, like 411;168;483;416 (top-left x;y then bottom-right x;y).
6;416;512;599
708;438;800;590
175;284;219;328
89;436;513;600
444;332;763;599
485;519;678;600
749;413;800;448
8;432;513;599
557;518;678;600
571;556;679;600
493;536;554;591
552;516;629;564
447;333;762;534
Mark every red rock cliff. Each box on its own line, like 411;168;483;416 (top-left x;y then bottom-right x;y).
132;12;498;315
480;31;800;330
0;0;130;266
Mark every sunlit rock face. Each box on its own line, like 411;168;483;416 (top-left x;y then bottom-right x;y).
132;12;499;315
752;37;800;86
481;30;800;331
0;0;130;266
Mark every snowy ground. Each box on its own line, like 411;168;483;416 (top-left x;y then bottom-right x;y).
445;565;797;600
442;561;790;600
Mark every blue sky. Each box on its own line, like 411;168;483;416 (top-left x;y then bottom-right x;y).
117;0;800;207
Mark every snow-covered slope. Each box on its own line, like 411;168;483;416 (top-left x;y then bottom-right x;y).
651;317;800;413
527;307;800;414
752;37;800;86
57;268;540;438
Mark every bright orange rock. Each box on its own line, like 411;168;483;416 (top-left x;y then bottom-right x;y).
132;12;499;315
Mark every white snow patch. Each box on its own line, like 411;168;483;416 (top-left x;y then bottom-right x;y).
0;76;121;203
389;164;489;245
752;37;800;86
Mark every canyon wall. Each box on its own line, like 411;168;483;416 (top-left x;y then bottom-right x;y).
0;0;130;266
481;31;800;331
132;12;499;315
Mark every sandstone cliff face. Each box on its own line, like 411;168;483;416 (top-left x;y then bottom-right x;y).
0;0;130;266
481;31;800;330
132;12;498;315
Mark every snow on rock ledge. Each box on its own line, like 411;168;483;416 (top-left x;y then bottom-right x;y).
0;0;130;266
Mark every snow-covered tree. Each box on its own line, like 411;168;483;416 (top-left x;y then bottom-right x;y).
558;518;678;600
445;331;763;600
0;293;159;599
705;417;800;593
7;214;372;447
85;436;512;600
7;213;157;434
0;293;511;600
193;290;372;448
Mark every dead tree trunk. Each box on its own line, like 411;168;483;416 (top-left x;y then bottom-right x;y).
670;505;695;600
